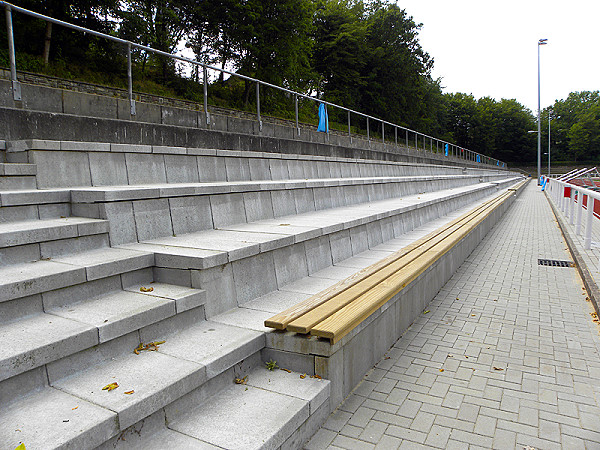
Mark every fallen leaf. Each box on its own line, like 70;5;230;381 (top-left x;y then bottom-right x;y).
72;406;78;410
140;286;154;292
310;374;322;380
300;373;307;379
234;375;248;385
279;223;291;226
134;340;165;354
423;310;430;314
439;369;444;372
471;314;476;317
124;390;135;395
384;356;391;360
280;368;292;373
15;443;26;450
102;382;119;391
493;367;504;371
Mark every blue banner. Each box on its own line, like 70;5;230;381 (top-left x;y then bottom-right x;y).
445;143;448;156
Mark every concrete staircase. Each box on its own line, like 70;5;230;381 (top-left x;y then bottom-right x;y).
0;137;523;449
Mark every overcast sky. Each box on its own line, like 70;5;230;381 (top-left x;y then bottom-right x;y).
399;0;599;113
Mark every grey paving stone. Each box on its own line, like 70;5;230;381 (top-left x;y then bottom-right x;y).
309;183;600;450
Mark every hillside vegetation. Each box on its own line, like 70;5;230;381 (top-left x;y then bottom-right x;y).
1;0;598;164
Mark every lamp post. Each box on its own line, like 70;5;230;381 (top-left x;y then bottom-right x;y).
547;109;552;177
537;38;548;184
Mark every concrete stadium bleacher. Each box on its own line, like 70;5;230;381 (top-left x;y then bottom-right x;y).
0;80;525;449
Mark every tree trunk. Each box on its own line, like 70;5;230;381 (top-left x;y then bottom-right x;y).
43;22;53;65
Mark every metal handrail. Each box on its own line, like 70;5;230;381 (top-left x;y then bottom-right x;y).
1;1;507;168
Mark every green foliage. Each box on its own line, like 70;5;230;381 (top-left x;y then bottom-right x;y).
547;91;600;162
444;93;537;164
265;359;278;371
3;0;598;165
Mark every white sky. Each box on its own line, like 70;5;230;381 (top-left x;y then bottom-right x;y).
399;0;600;113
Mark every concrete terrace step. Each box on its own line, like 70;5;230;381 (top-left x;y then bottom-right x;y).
0;162;37;176
0;247;154;302
7;139;501;189
161;364;330;450
68;174;493;203
0;279;206;382
120;179;520;271
0;187;70;207
1;368;119;450
44;309;264;432
0;175;37;190
0;216;108;248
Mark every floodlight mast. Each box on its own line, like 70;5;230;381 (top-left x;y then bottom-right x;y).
537;38;548;185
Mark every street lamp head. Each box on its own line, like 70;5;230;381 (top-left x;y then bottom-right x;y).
538;38;548;45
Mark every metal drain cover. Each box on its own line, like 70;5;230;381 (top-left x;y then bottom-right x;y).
538;259;574;268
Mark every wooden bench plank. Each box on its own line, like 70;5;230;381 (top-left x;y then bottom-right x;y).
284;192;507;334
310;189;517;343
264;193;505;330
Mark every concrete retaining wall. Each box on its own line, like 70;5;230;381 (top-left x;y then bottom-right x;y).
0;76;496;168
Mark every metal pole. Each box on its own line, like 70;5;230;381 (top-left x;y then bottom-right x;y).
382;122;385;144
537;39;547;185
570;189;575;225
347;110;351;143
585;196;594;249
395;126;397;146
405;129;408;150
295;94;300;136
127;43;136;115
4;5;21;100
367;117;370;142
203;65;210;127
548;112;551;176
256;82;262;131
576;190;583;235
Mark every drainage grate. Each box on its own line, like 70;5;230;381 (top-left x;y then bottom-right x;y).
538;259;574;268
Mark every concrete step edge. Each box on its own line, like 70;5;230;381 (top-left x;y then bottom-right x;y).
0;216;109;248
0;247;154;302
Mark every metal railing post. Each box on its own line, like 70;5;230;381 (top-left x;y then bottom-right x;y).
415;132;417;151
4;4;21;100
570;189;575;225
394;126;397;147
347;110;351;143
127;43;136;115
405;129;408;150
585;195;594;249
256;82;262;131
576;190;583;235
382;122;385;144
294;94;300;136
203;65;210;126
366;117;370;142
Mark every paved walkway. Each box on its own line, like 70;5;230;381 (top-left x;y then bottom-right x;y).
307;182;600;449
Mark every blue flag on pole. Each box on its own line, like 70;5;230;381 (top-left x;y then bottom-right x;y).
476;154;481;163
317;103;329;133
444;143;448;156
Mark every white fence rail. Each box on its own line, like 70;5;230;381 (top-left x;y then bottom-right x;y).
546;177;599;249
